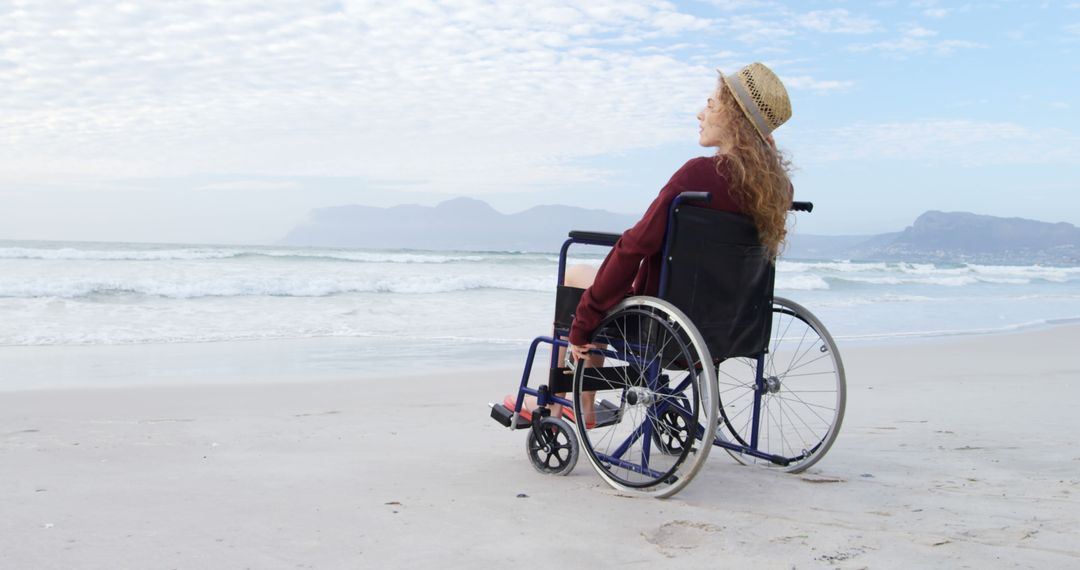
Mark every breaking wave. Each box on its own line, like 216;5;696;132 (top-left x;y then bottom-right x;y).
0;275;552;299
0;246;556;264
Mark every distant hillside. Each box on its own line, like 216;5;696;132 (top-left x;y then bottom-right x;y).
281;197;636;252
846;211;1080;264
282;200;1080;264
783;233;891;260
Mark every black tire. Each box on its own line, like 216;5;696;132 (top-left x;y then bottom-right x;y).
525;416;579;476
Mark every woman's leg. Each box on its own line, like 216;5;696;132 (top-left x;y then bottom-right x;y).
520;263;601;425
558;264;600;425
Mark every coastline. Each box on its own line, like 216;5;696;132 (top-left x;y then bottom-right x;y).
2;324;1079;567
5;318;1080;393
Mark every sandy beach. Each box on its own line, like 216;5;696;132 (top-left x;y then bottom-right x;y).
2;326;1079;568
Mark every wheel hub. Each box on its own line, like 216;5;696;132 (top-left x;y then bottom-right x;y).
764;375;782;394
624;387;655;406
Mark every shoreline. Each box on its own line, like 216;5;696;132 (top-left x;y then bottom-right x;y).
2;324;1079;567
829;314;1080;345
3;319;1080;393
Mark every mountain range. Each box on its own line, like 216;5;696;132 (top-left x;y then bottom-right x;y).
281;198;1080;264
281;198;637;253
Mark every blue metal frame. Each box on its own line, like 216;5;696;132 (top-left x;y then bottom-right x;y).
505;191;789;467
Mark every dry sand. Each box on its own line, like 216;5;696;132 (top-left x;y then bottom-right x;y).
2;326;1079;568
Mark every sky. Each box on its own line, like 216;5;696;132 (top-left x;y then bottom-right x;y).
2;0;1078;244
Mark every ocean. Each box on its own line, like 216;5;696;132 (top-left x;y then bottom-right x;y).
3;240;1079;389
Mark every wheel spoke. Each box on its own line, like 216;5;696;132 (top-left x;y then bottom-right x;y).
575;301;715;495
775;397;813;453
783;347;832;375
712;299;844;473
775;392;835;415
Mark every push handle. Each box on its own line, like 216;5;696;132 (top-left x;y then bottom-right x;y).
572;198;812;245
567;230;620;246
676;191;712;203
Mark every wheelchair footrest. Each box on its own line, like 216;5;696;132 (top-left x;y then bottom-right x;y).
490;402;531;429
491;396;619;430
593;399;621;428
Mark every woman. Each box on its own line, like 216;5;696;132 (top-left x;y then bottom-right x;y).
565;62;794;426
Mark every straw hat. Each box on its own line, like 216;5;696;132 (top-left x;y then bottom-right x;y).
720;62;792;143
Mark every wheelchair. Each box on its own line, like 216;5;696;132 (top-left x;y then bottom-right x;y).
490;192;846;498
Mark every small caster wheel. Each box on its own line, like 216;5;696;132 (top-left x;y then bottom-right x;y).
652;405;692;455
526;416;579;476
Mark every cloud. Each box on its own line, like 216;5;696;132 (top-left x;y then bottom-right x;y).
713;7;881;45
722;14;798;43
195;180;300;192
923;8;948;18
0;0;719;194
849;25;985;56
796;9;881;34
790;120;1080;167
782;75;855;93
1066;22;1080;35
700;0;777;11
906;26;937;38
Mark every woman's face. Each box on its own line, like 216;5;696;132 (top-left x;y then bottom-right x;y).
697;90;728;150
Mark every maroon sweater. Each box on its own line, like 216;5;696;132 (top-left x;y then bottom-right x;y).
568;156;745;346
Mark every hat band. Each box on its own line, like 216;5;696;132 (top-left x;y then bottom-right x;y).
726;75;771;138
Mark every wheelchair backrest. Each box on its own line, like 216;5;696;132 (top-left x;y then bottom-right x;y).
660;205;775;360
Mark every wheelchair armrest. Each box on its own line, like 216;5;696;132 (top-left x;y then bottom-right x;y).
568;230;621;246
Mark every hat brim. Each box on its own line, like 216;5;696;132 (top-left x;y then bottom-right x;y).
719;70;771;145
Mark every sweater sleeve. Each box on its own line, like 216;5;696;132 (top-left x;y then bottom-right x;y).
567;160;701;346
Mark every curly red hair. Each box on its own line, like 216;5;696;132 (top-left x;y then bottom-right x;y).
710;81;793;258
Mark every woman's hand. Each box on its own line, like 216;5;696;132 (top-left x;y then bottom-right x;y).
569;343;598;364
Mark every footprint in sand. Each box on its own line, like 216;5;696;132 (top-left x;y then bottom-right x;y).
2;428;40;436
816;546;868;563
642;520;723;558
801;476;846;484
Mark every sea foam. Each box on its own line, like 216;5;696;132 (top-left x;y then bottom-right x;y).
2;240;1079;348
0;275;553;299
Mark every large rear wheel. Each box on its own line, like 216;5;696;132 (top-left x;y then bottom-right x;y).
573;297;718;498
715;296;845;472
